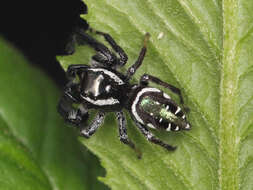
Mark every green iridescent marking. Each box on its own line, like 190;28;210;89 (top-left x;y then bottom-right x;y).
160;108;177;122
160;106;186;126
140;96;176;121
140;96;187;128
140;96;161;117
140;98;150;107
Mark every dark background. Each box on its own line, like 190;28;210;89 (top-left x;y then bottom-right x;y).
0;0;88;87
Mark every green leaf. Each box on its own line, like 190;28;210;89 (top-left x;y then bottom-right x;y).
0;37;108;190
58;0;253;189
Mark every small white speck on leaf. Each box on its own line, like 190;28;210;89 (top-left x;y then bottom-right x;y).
157;32;164;40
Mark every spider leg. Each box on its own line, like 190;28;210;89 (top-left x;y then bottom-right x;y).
125;33;150;81
58;95;89;127
66;64;89;80
90;28;128;67
62;74;85;103
135;121;177;151
80;112;105;138
140;74;186;107
62;6;89;55
116;111;142;159
74;28;118;68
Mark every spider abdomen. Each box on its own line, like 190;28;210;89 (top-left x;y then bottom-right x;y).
131;87;190;131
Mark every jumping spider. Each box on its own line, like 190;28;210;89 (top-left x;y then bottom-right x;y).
58;29;191;158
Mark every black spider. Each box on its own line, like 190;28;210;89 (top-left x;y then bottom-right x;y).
58;29;191;158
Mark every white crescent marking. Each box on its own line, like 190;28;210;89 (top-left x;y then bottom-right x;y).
185;124;191;129
88;68;124;85
163;93;171;99
147;123;156;129
175;107;181;114
167;123;171;131
131;87;160;124
81;95;119;106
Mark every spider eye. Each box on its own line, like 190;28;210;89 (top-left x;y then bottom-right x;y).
105;85;111;92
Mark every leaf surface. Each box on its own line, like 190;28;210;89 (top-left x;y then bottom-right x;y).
0;37;107;190
58;0;253;189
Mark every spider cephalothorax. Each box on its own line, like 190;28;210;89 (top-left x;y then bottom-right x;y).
58;29;190;158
